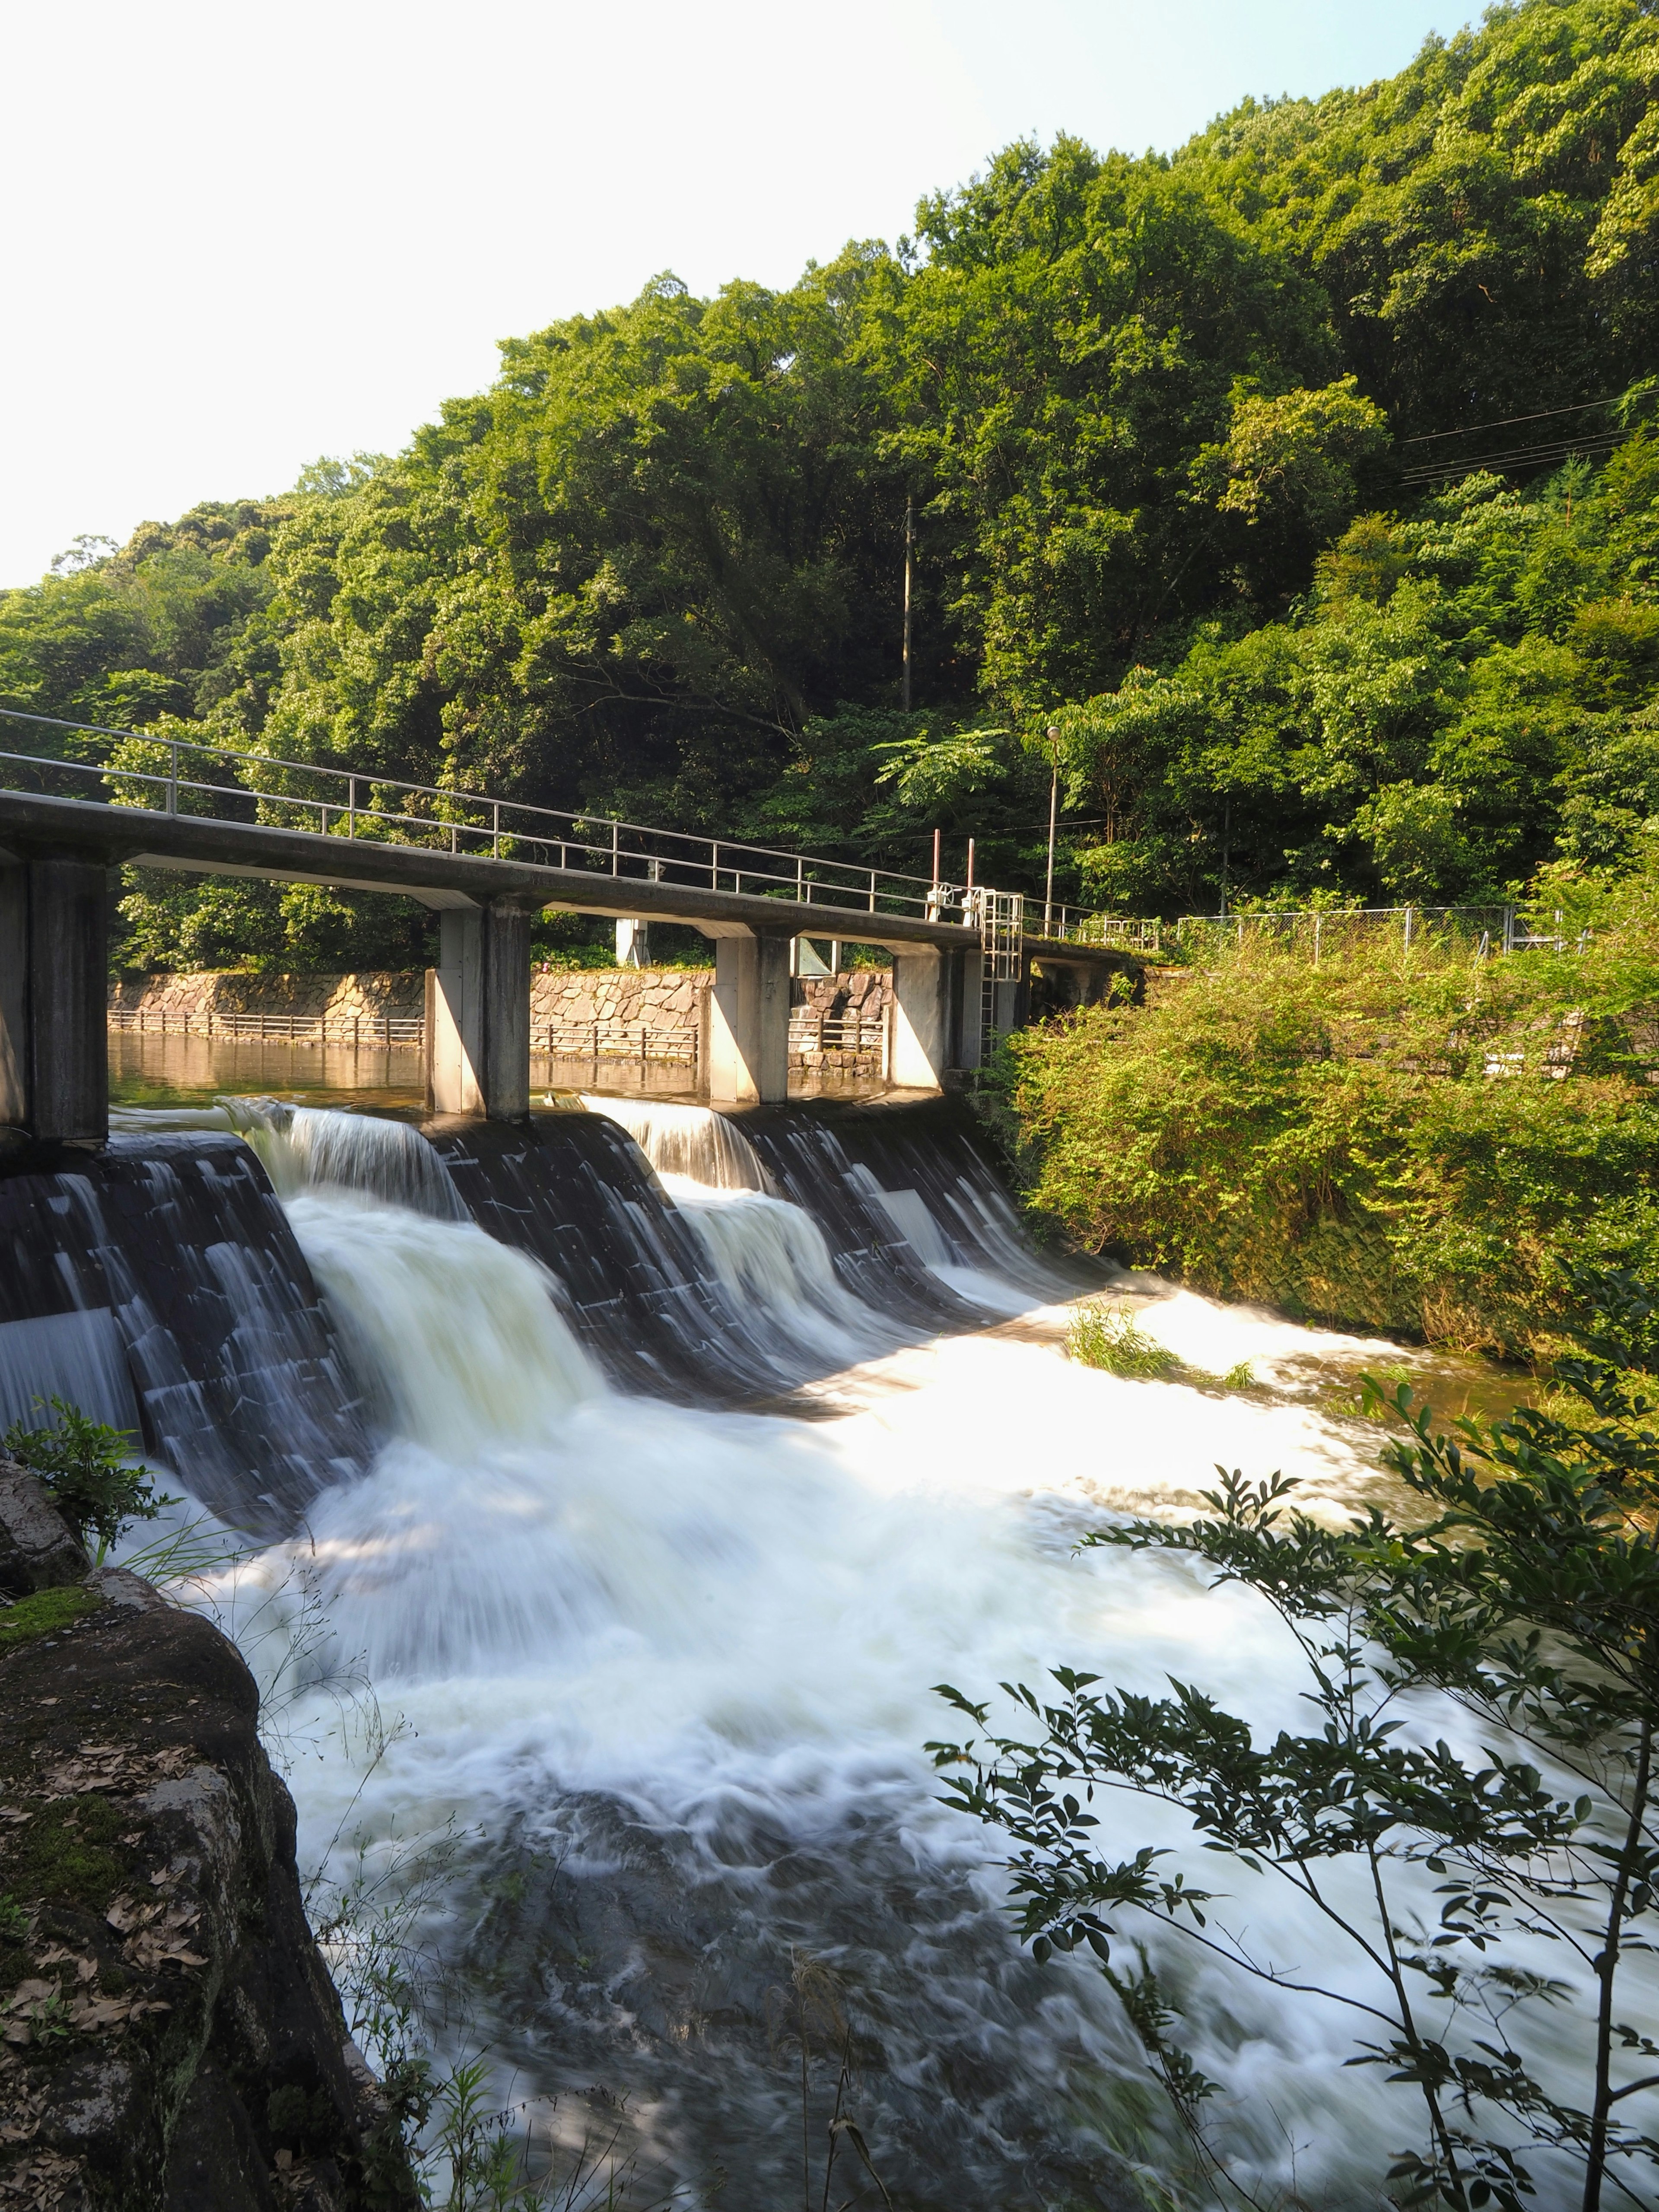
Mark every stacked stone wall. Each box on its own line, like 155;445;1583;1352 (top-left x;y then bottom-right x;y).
108;971;425;1021
530;966;709;1030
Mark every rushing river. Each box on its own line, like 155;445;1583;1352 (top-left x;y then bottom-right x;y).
73;1095;1579;2206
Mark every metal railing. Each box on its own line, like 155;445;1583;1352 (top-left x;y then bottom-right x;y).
1040;907;1163;951
788;1009;887;1071
108;1007;423;1046
533;1018;698;1067
0;708;1124;941
1172;905;1575;957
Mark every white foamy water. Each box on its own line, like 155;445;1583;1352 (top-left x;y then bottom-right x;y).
582;1096;768;1190
658;1172;904;1370
181;1170;1611;2210
222;1096;468;1219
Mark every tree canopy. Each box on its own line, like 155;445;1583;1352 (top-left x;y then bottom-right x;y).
4;0;1658;963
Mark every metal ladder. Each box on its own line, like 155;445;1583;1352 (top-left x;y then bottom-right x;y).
978;889;1024;1049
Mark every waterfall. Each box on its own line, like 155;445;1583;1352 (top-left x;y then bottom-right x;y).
286;1192;600;1455
580;1096;769;1190
0;1132;368;1533
220;1176;1504;2209
10;1092;1608;2202
0;1308;140;1437
222;1096;468;1220
657;1173;902;1368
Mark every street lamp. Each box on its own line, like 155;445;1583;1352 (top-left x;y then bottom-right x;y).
1043;724;1060;932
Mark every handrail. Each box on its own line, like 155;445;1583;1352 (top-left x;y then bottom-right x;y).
0;707;1154;946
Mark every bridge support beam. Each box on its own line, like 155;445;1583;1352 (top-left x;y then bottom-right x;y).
424;901;531;1119
706;929;791;1103
0;853;109;1145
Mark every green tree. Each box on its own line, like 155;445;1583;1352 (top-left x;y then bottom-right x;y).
931;1262;1659;2209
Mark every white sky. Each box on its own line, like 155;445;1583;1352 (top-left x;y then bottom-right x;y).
2;0;1463;586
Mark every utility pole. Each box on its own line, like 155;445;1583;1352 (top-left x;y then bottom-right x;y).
1043;723;1060;932
902;495;914;712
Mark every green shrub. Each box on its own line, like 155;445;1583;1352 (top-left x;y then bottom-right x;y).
1068;1304;1180;1379
988;857;1659;1359
3;1400;173;1563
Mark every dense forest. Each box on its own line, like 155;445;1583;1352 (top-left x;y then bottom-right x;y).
3;0;1658;969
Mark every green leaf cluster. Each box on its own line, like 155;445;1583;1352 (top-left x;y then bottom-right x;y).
930;1262;1659;2209
2;1398;173;1564
987;850;1659;1357
4;2;1659;960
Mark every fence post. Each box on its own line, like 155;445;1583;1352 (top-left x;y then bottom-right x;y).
611;821;619;876
493;801;501;859
1404;906;1414;952
349;775;357;837
868;869;877;913
167;741;178;815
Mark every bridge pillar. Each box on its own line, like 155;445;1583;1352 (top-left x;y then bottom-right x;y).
888;948;952;1090
424;901;531;1119
952;948;984;1072
706;929;790;1103
0;853;109;1145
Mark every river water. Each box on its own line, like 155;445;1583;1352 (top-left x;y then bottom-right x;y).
84;1093;1583;2208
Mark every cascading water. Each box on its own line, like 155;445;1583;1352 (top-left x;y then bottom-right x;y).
172;1128;1536;2209
0;1129;367;1532
12;1093;1608;2202
223;1096;470;1220
581;1096;769;1191
656;1173;905;1370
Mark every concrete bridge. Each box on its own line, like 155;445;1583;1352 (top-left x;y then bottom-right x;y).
0;716;1138;1144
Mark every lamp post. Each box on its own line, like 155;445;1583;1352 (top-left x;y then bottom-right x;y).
1043;724;1060;932
902;496;914;712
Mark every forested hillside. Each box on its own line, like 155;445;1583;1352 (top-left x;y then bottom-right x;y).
3;0;1657;967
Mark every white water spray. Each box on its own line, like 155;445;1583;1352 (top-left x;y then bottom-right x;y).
581;1096;768;1190
658;1173;903;1368
222;1097;468;1219
214;1172;1520;2207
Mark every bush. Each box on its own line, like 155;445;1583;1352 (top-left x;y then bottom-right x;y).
3;1399;172;1563
987;860;1659;1358
931;1262;1659;2212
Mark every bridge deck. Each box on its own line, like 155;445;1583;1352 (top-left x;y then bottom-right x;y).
0;787;1125;970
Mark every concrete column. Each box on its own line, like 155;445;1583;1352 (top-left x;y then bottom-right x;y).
424;901;531;1119
0;864;26;1132
889;948;950;1091
953;949;984;1073
0;855;109;1144
616;918;650;968
706;929;791;1103
482;903;531;1120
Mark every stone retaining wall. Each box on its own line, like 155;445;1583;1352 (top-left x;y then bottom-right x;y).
111;967;897;1027
108;971;426;1020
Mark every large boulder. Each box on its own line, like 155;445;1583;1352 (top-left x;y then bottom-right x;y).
0;1486;420;2211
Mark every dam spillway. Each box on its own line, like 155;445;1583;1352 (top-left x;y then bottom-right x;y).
0;1089;1525;2206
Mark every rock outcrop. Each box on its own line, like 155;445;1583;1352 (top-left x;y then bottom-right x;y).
0;1464;420;2211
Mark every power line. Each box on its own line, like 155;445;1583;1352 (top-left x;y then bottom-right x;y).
1399;429;1629;486
1398;394;1631;446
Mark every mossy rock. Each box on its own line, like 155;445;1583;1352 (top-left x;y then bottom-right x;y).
0;1583;101;1652
2;1794;129;1915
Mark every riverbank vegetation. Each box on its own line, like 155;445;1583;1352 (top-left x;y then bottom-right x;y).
3;1;1658;972
933;1261;1659;2212
989;845;1659;1360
